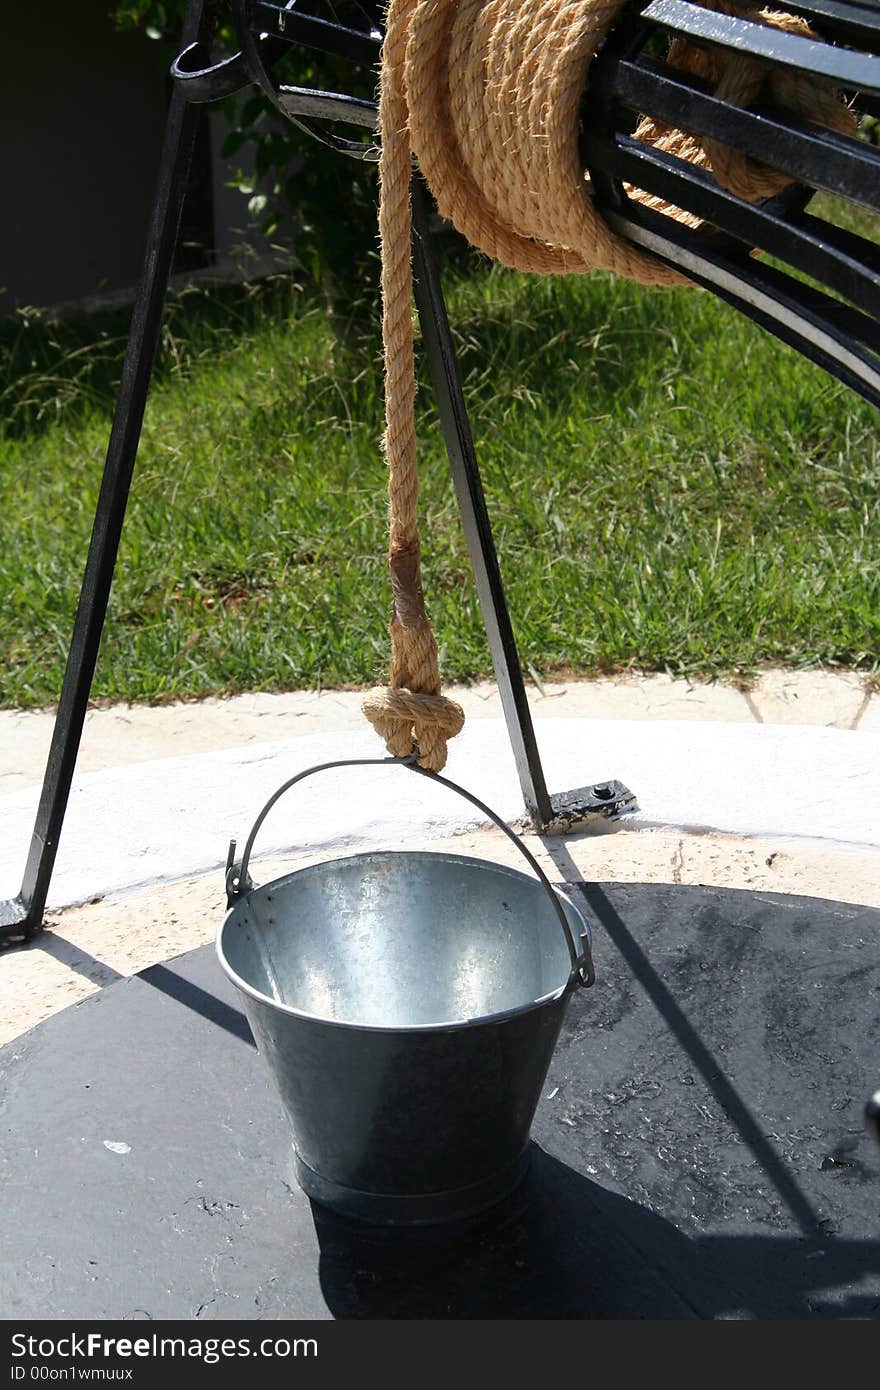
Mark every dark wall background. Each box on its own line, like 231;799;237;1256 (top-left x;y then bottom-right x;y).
0;4;280;314
0;2;222;315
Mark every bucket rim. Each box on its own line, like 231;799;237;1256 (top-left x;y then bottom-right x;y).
216;848;588;1034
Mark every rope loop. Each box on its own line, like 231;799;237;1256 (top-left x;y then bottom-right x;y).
362;683;465;771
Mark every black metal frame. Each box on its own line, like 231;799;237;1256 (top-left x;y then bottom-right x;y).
4;0;879;941
583;0;880;405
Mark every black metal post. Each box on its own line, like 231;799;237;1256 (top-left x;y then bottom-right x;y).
0;0;209;940
409;179;555;827
410;179;635;831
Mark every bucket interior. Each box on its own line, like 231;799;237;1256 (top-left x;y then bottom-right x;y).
219;851;584;1028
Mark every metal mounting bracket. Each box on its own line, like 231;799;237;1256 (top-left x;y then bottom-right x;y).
543;780;639;835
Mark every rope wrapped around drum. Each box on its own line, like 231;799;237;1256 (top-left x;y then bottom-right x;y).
361;0;855;771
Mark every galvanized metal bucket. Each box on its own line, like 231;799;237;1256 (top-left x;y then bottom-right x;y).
217;756;594;1226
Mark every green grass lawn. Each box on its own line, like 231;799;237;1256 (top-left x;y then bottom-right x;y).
1;255;878;709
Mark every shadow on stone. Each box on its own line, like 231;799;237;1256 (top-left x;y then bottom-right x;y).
311;1144;880;1319
140;961;256;1048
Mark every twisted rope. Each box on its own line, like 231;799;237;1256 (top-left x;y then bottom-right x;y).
363;0;854;770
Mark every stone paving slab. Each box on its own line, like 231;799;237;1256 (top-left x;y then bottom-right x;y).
0;673;787;794
747;670;871;728
860;694;880;731
3;718;878;915
3;671;875;797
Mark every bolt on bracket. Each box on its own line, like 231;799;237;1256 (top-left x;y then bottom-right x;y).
541;779;638;835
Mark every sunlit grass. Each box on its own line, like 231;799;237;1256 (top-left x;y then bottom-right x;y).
1;257;877;709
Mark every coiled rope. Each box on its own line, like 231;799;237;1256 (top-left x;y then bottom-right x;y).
362;0;854;770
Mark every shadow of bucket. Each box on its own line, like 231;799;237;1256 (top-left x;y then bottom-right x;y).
217;756;594;1226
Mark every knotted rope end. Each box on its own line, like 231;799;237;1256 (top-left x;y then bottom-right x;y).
362;686;465;772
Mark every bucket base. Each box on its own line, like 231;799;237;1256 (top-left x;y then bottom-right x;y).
293;1147;531;1227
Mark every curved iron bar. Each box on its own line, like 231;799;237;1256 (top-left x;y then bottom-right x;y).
249;0;382;67
275;84;377;137
648;0;880;89
171;40;254;102
171;4;380;152
226;0;380;158
173;36;378;153
780;0;880;53
582;0;880;408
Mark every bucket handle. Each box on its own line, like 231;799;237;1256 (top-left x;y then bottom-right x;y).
225;754;595;989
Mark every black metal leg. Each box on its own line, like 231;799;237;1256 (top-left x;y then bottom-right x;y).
410;179;635;831
0;0;209;940
409;179;555;827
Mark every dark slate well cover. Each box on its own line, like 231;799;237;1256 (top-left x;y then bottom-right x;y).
1;881;878;1320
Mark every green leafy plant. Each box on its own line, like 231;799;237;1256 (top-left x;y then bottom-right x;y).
111;2;383;326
